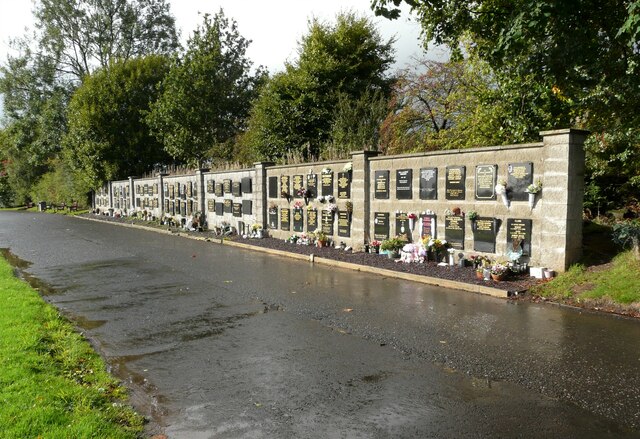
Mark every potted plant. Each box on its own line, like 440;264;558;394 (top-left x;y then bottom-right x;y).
345;200;353;216
315;229;328;247
490;260;510;281
381;237;405;259
370;240;381;254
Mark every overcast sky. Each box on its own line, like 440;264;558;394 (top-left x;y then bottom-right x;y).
0;0;433;73
0;1;446;120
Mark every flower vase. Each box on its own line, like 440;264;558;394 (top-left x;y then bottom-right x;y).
491;272;507;281
500;192;510;208
409;218;414;231
448;254;454;266
475;270;484;280
528;192;536;209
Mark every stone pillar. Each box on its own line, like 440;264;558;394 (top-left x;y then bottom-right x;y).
158;174;167;218
107;182;114;209
539;128;589;271
254;162;274;229
350;150;379;251
128;177;135;211
196;169;207;216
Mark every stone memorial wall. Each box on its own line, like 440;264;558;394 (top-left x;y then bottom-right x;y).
94;129;587;271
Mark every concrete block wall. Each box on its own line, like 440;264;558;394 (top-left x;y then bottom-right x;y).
94;129;587;271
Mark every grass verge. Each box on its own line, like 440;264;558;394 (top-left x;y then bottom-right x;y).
532;250;640;307
0;256;144;438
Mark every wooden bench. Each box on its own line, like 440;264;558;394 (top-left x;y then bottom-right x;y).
55;202;67;211
68;201;78;212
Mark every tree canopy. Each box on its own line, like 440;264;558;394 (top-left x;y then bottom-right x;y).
146;10;265;168
242;12;395;161
63;55;171;187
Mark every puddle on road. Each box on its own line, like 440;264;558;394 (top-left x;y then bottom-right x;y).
1;248;62;296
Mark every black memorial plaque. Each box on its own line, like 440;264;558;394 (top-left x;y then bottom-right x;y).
306;174;318;198
186;182;192;198
207;200;215;212
223;199;232;213
153;198;159;208
153;184;159;195
180;202;187;216
164;200;170;213
242;199;252;215
508;162;533;202
373;212;390;240
292;175;304;197
233;203;242;217
186;200;193;216
445;215;465;250
215;201;223;216
170;201;175;215
475;165;497;200
241;177;252;193
292;208;304;232
445;166;466;200
395;212;411;241
223;179;232;194
280;208;290;231
180;183;186;199
268;176;278;198
321;171;333;197
207;180;214;193
374;171;390;199
232;181;242;197
396;169;413;200
215;182;223;197
136;198;140;207
473;217;497;252
321;209;334;235
268;209;278;229
144;184;148;195
337;172;351;199
307;209;318;231
421;214;436;238
280;175;290;197
507;218;532;255
337;211;351;237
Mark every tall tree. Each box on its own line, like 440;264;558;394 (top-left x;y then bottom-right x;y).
146;10;265;168
63;55;171;187
34;0;178;82
372;0;640;207
242;12;395;161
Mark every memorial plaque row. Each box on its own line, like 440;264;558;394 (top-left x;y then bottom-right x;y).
267;173;349;200
371;163;533;201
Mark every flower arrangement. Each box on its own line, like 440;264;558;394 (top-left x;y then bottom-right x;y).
444;208;453;216
326;195;335;202
325;203;338;213
268;202;277;213
306;203;315;211
526;179;543;194
321;167;332;174
287;234;299;244
490;260;510;276
407;212;417;220
343;162;352;172
467;210;478;221
495;179;507;195
293;200;304;209
370;240;381;247
345;200;353;214
314;229;328;243
317;195;325;202
251;223;263;231
452;207;461;216
296;187;309;197
470;255;491;271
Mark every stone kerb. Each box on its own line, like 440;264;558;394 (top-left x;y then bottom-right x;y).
265;159;352;244
202;167;257;235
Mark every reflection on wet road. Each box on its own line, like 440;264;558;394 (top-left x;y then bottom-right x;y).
1;212;639;438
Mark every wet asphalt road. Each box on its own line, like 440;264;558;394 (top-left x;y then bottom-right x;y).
1;211;640;438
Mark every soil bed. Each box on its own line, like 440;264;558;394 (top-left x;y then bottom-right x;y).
233;236;542;293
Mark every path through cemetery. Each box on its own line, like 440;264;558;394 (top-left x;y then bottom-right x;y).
1;211;639;438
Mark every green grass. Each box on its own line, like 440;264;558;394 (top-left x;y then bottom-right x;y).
0;257;144;438
532;251;640;305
